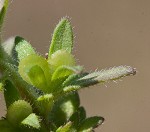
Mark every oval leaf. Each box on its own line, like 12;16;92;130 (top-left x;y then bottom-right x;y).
48;18;73;57
27;65;48;92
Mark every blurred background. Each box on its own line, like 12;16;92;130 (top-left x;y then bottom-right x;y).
0;0;149;131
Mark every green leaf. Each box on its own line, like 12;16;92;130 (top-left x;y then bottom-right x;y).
4;80;20;108
52;65;83;81
15;36;36;61
6;100;33;126
0;0;9;32
78;107;86;123
63;85;80;93
63;73;89;87
21;113;40;129
63;66;136;88
48;77;67;93
27;65;48;92
78;116;104;132
50;92;80;126
50;66;82;93
18;54;52;86
48;18;73;57
56;122;73;132
69;106;86;128
48;50;75;71
37;94;54;116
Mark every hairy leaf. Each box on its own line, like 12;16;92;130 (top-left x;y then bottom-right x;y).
37;94;54;117
48;18;73;57
6;100;33;126
15;36;36;61
63;66;136;88
21;113;40;129
48;50;75;71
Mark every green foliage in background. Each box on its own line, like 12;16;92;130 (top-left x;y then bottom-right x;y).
0;0;136;131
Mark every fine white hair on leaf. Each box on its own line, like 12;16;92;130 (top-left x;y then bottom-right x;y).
79;65;136;83
96;66;136;82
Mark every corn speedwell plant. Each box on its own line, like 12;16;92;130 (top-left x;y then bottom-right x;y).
0;1;136;132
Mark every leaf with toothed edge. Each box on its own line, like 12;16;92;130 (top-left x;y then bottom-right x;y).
21;113;40;129
48;18;73;58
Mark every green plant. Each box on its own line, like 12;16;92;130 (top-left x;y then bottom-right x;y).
0;1;136;132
